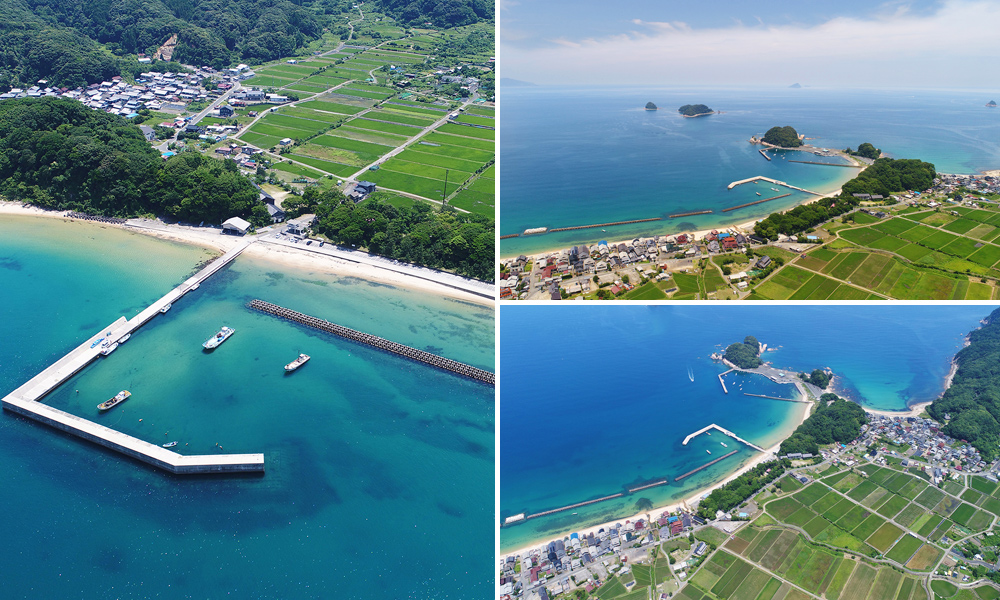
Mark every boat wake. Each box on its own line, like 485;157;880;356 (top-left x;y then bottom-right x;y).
687;367;695;382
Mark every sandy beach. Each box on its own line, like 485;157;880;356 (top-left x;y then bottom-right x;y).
0;201;494;307
499;398;813;560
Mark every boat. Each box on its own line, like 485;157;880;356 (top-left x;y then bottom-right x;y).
721;442;728;447
191;283;200;290
100;342;119;356
756;192;761;196
90;337;105;349
687;366;695;382
284;353;311;372
159;303;172;314
707;450;712;455
162;441;178;448
118;333;130;343
203;326;235;350
98;390;131;411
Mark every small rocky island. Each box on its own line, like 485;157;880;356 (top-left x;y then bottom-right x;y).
678;104;714;117
988;100;997;108
645;102;658;110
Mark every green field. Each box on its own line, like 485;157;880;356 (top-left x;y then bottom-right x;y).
886;534;922;564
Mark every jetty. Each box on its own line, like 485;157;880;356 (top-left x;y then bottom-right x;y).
674;450;738;481
744;392;810;403
548;217;661;233
758;149;771;161
721;193;791;213
518;492;625;522
1;241;264;474
628;480;668;493
248;299;495;386
788;160;861;168
727;176;824;196
718;369;732;393
668;210;713;219
682;423;765;452
499;233;520;240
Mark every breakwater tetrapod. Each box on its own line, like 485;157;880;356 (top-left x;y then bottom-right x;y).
248;300;495;386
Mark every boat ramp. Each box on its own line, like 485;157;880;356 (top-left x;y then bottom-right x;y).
1;241;264;474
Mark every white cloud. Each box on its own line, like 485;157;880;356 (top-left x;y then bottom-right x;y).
499;0;999;87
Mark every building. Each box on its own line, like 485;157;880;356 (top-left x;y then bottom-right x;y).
222;216;252;235
286;215;316;236
218;105;234;118
138;125;156;141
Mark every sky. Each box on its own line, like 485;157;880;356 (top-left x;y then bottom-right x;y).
498;0;999;87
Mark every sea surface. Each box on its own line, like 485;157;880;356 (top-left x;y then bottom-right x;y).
499;86;1000;256
0;215;494;599
498;304;988;552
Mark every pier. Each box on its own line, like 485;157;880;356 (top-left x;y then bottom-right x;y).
1;240;264;474
674;450;738;481
721;193;791;213
682;423;765;452
668;210;714;219
758;149;771;161
726;176;824;196
248;299;495;386
718;369;732;393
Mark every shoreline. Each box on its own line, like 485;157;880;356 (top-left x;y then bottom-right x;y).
0;202;493;307
499;368;813;559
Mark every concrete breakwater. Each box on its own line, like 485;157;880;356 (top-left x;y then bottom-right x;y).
674;450;738;481
548;217;662;233
744;393;810;403
758;149;771;161
504;479;669;526
668;210;713;219
248;300;495;386
499;233;520;239
517;493;625;522
721;193;792;213
788;160;861;168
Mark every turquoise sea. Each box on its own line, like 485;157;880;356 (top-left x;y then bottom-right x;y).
498;86;1000;256
498;304;989;553
0;215;494;599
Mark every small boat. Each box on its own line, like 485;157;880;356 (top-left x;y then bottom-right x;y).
203;326;235;350
162;441;178;448
284;353;311;372
756;192;761;196
721;442;728;447
707;450;712;455
159;303;172;314
98;390;131;411
90;337;105;349
191;283;200;290
118;333;130;343
100;342;119;356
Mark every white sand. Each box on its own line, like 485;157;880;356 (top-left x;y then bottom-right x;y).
0;202;493;307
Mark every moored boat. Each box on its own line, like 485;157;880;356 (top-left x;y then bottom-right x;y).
98;390;131;411
284;353;311;372
100;342;119;356
203;326;235;350
118;333;130;343
159;303;171;314
162;441;178;448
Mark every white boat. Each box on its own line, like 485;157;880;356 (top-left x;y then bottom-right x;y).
100;342;118;356
162;441;178;448
159;303;172;314
98;390;130;411
284;353;311;372
721;442;728;447
707;450;712;455
191;283;200;290
203;326;235;350
118;333;130;344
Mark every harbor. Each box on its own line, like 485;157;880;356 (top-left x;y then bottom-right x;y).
682;423;765;452
726;175;824;196
1;240;265;474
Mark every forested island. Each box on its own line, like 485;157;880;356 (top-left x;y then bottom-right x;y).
645;102;658;110
844;142;881;160
678;104;713;117
988;101;997;107
779;393;867;455
754;157;936;239
761;126;802;147
723;336;763;369
929;308;1000;460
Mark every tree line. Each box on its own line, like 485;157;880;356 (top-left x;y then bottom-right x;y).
696;460;789;519
779;393;867;456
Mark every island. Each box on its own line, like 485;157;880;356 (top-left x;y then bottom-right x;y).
645;101;658;110
722;335;763;368
845;142;882;159
789;82;802;88
761;125;803;147
988;100;997;107
678;103;714;117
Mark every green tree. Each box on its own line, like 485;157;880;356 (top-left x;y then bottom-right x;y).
762;126;802;147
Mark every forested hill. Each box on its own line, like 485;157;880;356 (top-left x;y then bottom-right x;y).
373;0;493;28
928;308;1000;460
0;97;266;225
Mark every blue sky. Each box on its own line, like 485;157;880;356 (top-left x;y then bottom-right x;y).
499;0;997;86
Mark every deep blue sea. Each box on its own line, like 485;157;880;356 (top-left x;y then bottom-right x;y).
498;86;1000;256
0;215;494;599
498;304;989;552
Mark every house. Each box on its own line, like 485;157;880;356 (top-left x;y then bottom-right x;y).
755;255;772;269
286;214;316;236
721;237;739;250
138;125;156;141
265;202;286;223
222;216;252;235
279;138;293;146
218;105;234;118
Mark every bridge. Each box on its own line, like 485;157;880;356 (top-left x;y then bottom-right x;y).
682;423;765;452
2;241;264;474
